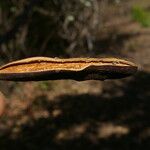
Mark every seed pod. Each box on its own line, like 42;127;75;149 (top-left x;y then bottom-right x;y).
0;57;138;81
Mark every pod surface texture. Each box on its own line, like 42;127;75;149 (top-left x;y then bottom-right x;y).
0;57;138;81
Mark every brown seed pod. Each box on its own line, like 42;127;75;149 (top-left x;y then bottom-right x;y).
0;57;138;81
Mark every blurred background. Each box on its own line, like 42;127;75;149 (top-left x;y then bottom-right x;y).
0;0;149;149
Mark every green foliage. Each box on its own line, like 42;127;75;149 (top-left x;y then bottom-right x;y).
132;6;150;27
38;81;51;91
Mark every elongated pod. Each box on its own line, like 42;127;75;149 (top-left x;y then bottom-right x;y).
0;57;138;81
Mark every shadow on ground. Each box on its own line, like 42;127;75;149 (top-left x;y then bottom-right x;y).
94;30;150;56
0;71;149;150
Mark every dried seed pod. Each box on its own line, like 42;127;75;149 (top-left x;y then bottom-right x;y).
0;57;138;81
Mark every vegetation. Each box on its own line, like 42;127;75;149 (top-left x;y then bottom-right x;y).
0;0;126;62
132;6;150;27
0;0;102;60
